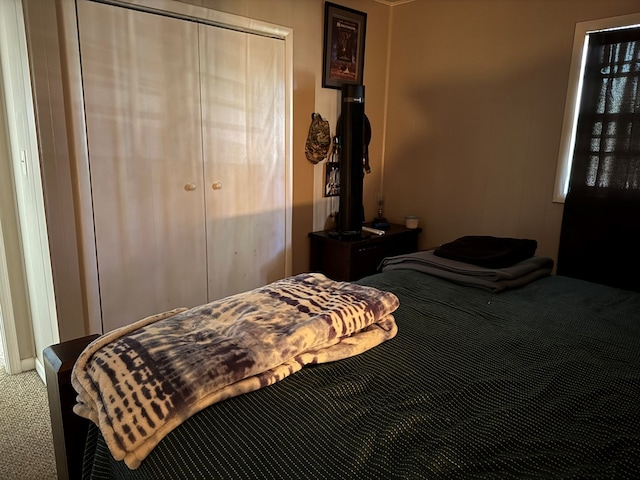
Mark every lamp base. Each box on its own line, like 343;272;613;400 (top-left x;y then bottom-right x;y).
372;217;391;230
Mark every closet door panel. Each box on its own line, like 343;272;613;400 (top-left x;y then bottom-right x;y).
78;1;207;331
200;25;286;300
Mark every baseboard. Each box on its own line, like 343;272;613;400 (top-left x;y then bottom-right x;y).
14;356;57;384
19;355;36;373
35;356;46;383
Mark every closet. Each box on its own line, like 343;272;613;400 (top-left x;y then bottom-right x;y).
76;0;290;332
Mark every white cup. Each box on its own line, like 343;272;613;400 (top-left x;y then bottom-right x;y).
405;215;419;229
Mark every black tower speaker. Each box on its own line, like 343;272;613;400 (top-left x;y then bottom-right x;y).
337;84;365;237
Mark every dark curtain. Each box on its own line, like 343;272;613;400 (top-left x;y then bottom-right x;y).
557;28;640;292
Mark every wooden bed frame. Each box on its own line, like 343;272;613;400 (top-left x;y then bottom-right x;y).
44;335;98;480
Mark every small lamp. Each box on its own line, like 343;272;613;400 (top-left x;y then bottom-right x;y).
372;192;391;230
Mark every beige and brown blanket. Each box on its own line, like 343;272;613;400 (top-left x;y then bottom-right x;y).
71;273;399;469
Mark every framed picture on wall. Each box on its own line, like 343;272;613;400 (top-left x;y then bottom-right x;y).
322;2;367;89
324;161;340;197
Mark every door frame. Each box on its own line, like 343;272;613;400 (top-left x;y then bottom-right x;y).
59;0;293;333
0;0;60;376
0;218;21;375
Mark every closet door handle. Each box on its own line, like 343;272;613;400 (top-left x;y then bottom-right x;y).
184;183;197;191
212;182;223;190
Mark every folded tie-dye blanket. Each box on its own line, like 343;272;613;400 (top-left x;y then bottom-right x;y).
71;273;399;469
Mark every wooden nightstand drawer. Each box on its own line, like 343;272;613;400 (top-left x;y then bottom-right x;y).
308;223;421;281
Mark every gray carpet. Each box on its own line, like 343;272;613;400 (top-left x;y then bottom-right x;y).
0;344;58;479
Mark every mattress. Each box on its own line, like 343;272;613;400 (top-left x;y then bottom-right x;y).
82;270;640;479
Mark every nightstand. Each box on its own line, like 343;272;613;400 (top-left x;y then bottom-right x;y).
308;223;421;281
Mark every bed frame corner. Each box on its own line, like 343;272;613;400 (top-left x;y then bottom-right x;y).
44;334;99;480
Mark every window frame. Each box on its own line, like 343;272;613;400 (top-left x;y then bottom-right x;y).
553;12;640;203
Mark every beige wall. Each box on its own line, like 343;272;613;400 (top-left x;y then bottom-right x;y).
23;0;392;340
24;0;640;341
383;0;640;263
184;0;392;272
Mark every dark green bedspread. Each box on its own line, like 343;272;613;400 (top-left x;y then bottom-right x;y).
83;271;640;479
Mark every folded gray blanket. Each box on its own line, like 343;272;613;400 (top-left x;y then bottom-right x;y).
379;250;554;292
72;273;399;468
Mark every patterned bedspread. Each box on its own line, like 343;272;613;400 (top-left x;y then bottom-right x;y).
71;273;399;469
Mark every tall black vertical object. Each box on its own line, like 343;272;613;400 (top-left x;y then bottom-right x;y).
337;84;365;236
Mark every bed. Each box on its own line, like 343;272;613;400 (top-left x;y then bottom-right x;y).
46;265;640;479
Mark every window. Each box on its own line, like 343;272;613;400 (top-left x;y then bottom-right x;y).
553;13;640;202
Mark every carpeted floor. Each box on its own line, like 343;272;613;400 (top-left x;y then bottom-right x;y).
0;344;58;479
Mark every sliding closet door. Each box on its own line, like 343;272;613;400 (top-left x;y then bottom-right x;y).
199;25;287;300
78;1;207;331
